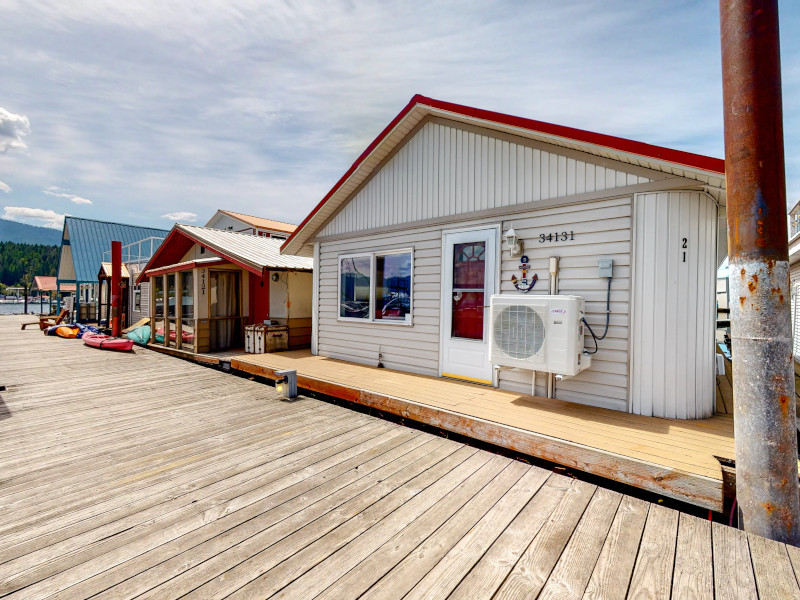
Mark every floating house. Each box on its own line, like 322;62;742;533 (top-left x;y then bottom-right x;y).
788;200;800;359
56;217;168;324
31;276;75;314
138;224;313;353
205;210;297;239
282;95;727;420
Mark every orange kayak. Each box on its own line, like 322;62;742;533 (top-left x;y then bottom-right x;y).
55;326;79;339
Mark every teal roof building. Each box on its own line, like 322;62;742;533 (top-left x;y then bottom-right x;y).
56;216;169;319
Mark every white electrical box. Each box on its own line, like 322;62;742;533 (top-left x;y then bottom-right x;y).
489;294;591;377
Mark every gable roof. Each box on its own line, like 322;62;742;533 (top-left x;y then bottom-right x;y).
137;224;312;283
33;276;76;292
58;217;169;283
281;94;726;257
210;210;297;234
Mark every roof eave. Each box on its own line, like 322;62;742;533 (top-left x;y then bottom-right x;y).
281;95;726;257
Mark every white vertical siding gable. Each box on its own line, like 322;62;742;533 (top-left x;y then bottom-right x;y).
319;120;652;237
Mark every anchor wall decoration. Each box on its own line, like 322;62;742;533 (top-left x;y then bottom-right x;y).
511;255;538;293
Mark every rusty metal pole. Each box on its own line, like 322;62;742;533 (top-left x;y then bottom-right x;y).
111;241;122;338
721;0;800;544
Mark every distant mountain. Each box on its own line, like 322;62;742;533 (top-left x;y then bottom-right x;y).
0;219;61;246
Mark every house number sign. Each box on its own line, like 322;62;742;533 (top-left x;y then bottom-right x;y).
539;231;575;243
511;255;538;293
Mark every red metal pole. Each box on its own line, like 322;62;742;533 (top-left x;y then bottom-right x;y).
111;241;122;337
720;0;800;544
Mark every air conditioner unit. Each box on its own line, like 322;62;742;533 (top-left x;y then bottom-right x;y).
489;294;591;377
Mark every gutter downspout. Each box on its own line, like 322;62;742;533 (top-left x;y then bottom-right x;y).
547;256;559;398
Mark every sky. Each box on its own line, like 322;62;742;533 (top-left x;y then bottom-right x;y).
1;0;799;231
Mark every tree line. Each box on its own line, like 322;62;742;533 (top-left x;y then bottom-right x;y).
0;241;59;289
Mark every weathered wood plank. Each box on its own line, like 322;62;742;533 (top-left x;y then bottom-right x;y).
672;513;713;599
711;522;758;600
284;459;535;600
398;465;550;600
627;503;679;600
446;473;567;600
582;495;649;600
537;486;623;599
492;478;596;599
55;436;454;600
749;532;800;600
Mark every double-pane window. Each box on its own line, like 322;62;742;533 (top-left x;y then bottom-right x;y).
339;250;412;324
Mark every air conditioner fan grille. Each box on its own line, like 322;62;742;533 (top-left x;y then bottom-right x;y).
493;305;545;359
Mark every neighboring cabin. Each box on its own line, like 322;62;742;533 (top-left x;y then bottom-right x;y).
282;95;727;420
138;224;312;353
56;216;168;324
206;210;296;239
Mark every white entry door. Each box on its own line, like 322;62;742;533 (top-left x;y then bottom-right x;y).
440;227;498;385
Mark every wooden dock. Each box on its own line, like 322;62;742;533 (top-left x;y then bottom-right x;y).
3;315;800;599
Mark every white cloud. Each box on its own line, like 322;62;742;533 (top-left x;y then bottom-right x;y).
2;206;66;229
0;0;798;221
0;107;30;153
162;211;197;222
0;181;11;193
43;186;93;204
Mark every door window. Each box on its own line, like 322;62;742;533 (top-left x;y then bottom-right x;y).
451;242;486;339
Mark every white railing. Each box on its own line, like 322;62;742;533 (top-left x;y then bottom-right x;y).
102;236;164;268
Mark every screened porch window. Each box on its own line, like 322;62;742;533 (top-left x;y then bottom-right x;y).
338;250;412;324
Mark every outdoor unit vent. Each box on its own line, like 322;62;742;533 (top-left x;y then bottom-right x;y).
489;294;591;377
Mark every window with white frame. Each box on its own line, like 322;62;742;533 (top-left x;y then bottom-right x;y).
339;250;412;323
133;284;142;311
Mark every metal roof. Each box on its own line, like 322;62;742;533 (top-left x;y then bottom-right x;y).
282;94;727;257
58;217;169;283
174;224;312;272
98;263;132;279
33;276;76;292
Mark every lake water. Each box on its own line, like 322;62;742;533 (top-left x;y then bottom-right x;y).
0;302;49;315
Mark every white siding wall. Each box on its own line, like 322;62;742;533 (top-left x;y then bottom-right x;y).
629;191;717;419
318;196;632;411
319;120;650;237
130;281;150;324
497;197;632;411
790;262;800;361
318;227;442;375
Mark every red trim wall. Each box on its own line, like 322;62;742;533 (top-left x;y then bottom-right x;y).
249;271;270;324
282;94;725;253
146;259;227;278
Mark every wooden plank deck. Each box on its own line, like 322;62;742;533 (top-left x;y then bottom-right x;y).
222;350;736;511
3;313;799;599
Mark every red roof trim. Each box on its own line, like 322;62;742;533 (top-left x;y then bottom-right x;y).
282;94;725;253
136;228;183;284
137;227;264;284
145;258;227;278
